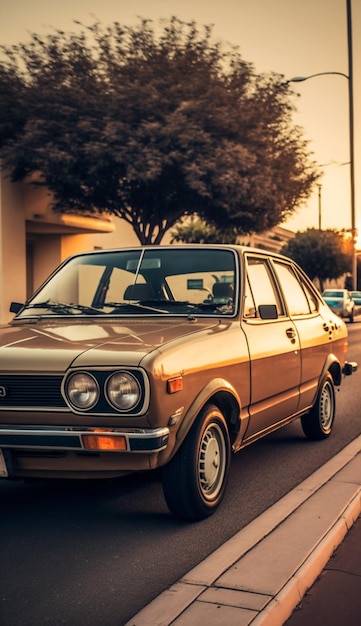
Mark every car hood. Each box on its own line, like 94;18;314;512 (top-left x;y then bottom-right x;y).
0;317;219;372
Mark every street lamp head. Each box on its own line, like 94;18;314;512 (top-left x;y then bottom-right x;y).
286;65;356;289
289;76;308;83
288;72;349;83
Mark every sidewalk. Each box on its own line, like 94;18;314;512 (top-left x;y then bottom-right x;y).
285;514;361;625
125;434;361;626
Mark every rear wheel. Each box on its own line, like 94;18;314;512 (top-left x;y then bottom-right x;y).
162;404;231;521
301;373;335;440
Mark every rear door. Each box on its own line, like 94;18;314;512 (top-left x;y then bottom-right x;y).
242;254;301;439
271;260;337;410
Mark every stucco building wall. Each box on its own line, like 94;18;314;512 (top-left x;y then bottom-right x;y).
0;173;139;323
0;175;27;322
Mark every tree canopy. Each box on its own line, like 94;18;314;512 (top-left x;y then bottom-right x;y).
0;17;318;244
281;228;351;292
170;216;238;244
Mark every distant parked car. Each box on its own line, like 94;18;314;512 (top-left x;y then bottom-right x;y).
0;245;357;520
322;289;355;322
350;291;361;315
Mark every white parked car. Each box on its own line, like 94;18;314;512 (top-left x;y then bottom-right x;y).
350;291;361;315
322;289;355;323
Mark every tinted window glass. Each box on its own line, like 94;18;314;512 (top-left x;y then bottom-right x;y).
16;248;237;318
298;276;318;313
273;262;311;316
245;257;284;317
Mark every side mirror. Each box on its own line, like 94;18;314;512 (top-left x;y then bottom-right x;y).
10;302;24;314
258;304;278;320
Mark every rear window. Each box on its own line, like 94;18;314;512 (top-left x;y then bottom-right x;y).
323;291;343;297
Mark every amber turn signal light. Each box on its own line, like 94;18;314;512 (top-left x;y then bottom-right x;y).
82;434;127;451
167;376;183;393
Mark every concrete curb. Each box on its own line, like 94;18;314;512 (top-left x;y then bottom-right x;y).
125;435;361;626
250;490;361;626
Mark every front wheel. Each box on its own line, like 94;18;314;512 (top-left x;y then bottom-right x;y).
162;404;231;521
301;373;335;440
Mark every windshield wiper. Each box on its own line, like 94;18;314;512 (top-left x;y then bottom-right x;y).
105;300;227;315
192;301;235;314
104;301;169;314
24;301;102;315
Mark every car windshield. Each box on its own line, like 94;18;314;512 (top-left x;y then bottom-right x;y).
15;247;238;319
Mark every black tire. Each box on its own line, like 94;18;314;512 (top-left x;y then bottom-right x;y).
301;373;335;440
162;404;231;521
349;309;354;323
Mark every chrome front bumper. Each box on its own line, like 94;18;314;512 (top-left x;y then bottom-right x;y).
0;426;169;453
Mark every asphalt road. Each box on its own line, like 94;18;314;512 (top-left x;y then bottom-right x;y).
1;322;361;626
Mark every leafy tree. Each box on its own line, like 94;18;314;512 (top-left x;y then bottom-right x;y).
170;216;238;244
0;17;318;244
281;228;351;292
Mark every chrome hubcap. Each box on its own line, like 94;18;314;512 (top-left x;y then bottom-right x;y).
320;382;334;430
198;423;226;500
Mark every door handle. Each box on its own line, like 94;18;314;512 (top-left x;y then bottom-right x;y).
286;327;296;339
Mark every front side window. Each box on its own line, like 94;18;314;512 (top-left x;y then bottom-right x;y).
244;256;284;318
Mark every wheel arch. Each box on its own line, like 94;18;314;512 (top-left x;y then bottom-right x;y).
301;368;336;440
173;378;242;456
321;354;342;388
211;389;241;443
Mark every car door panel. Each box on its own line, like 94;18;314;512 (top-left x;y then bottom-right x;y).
244;319;301;437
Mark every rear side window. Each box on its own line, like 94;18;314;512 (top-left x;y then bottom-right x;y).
272;262;315;316
298;277;318;313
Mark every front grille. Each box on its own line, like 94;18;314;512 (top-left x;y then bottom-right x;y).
0;375;66;409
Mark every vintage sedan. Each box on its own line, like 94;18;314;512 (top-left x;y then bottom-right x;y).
0;245;357;520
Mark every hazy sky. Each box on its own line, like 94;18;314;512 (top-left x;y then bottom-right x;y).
0;0;360;236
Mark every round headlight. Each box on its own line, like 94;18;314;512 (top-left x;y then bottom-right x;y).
106;372;141;411
66;372;99;410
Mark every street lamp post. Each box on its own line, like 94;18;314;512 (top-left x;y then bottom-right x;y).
288;1;357;289
317;184;322;230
